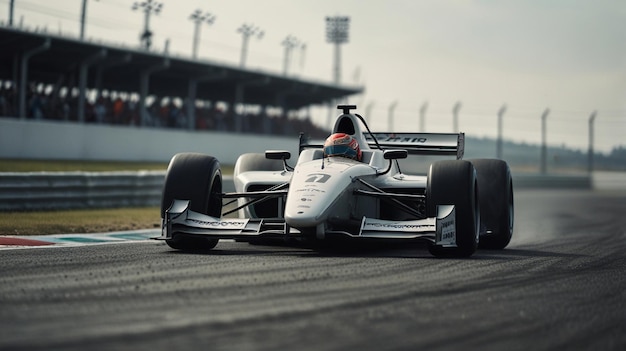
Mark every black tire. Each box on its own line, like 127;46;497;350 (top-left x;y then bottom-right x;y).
469;158;514;250
426;160;479;257
161;153;222;251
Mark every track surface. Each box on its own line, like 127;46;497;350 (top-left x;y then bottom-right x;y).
1;190;625;351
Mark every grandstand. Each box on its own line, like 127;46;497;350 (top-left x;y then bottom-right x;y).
0;26;363;138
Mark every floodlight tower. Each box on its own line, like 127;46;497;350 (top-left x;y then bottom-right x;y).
282;35;300;75
190;9;215;59
238;24;264;68
325;16;350;85
132;0;163;50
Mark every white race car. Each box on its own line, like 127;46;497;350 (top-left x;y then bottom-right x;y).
156;105;514;257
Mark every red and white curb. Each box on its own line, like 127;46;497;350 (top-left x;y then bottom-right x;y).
0;229;160;250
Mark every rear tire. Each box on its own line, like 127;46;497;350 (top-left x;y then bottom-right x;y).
426;160;479;257
469;159;514;249
161;153;222;251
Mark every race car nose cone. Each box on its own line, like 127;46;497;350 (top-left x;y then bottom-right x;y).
284;159;374;229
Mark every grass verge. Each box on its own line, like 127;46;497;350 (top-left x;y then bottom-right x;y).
0;207;161;236
0;159;236;236
1;159;164;235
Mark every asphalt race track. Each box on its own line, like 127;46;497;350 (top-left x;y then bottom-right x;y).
1;190;625;351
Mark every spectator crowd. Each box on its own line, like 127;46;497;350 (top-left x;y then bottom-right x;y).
0;81;330;139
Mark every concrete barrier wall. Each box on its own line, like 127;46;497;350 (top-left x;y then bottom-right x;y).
0;118;300;164
511;173;592;189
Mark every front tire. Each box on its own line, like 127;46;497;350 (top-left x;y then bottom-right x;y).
161;153;222;251
426;160;479;257
470;159;514;249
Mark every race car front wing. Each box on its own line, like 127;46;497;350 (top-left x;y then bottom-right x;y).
155;199;457;247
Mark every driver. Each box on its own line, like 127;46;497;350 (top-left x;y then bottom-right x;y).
323;133;362;161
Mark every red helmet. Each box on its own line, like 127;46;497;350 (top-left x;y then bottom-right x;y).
323;133;362;161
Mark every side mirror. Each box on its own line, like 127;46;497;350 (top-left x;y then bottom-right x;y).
383;149;408;160
265;150;291;160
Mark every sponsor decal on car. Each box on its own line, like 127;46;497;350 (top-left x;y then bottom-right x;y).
188;218;249;230
305;173;331;183
295;188;326;193
361;218;435;233
436;206;456;247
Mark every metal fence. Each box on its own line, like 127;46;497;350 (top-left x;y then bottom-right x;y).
0;171;166;211
0;172;591;212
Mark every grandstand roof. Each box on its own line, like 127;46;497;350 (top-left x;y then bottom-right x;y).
0;26;363;109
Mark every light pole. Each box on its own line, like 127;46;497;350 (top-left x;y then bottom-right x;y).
8;0;14;26
325;16;350;85
419;101;428;132
388;101;398;131
497;104;507;159
365;101;375;119
237;24;263;68
80;0;99;40
299;43;307;73
540;108;550;174
189;9;215;59
452;101;462;133
132;0;163;50
282;35;300;76
588;111;597;174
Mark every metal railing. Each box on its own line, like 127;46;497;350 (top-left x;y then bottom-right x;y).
0;171;166;211
0;172;590;211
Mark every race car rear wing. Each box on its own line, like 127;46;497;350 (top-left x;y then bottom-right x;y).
364;132;464;159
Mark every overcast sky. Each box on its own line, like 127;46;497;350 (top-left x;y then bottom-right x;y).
2;0;625;152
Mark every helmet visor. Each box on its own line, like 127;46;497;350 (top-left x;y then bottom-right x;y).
324;144;357;159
